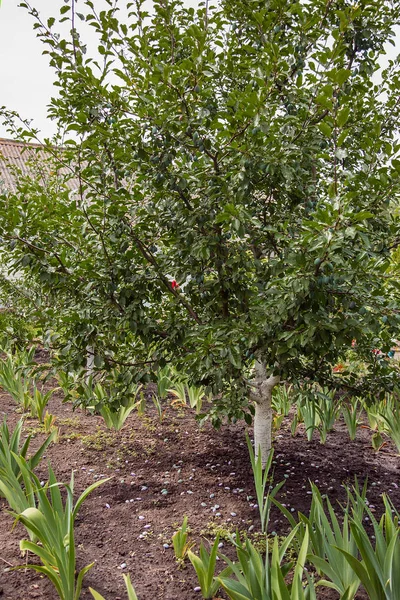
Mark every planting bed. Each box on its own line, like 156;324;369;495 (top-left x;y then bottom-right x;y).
0;384;399;600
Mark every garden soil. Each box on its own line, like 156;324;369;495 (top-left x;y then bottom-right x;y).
0;378;399;599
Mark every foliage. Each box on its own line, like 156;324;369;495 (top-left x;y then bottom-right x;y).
74;373;142;427
246;432;284;533
290;385;341;443
0;349;35;412
188;535;231;599
377;395;400;453
186;383;206;414
89;574;139;600
1;0;400;424
218;527;316;600
298;395;320;442
341;398;363;441
0;308;38;351
336;492;400;600
271;480;399;599
155;365;173;401
172;516;194;564
0;453;38;533
43;410;58;436
0;417;56;485
99;397;139;430
305;485;362;599
30;385;55;422
315;388;340;431
168;380;188;408
168;375;206;414
13;465;109;600
56;368;84;403
271;385;293;417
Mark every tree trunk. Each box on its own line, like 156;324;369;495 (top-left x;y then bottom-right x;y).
86;345;95;379
251;362;280;468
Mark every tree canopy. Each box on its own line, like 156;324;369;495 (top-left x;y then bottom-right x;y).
1;0;400;425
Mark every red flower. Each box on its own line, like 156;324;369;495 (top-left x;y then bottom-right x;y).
171;279;179;290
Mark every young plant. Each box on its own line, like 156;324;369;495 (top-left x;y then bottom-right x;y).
56;369;83;403
0;453;38;529
342;398;363;441
43;410;57;432
172;516;194;564
364;401;386;433
135;390;146;417
218;527;316;600
13;465;109;600
305;484;362;599
379;401;400;453
186;383;205;414
155;365;173;401
0;353;32;411
90;574;139;600
188;535;231;599
337;493;400;600
152;393;165;422
30;385;55;422
315;389;340;443
272;412;285;432
271;384;293;417
246;432;284;533
290;404;303;437
298;397;320;442
168;380;188;408
99;397;138;431
0;417;56;482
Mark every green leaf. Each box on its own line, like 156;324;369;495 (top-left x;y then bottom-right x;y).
318;122;332;137
337;106;350;128
335;69;351;85
89;589;106;600
123;574;139;600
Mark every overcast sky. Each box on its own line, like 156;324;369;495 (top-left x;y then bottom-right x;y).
0;1;399;141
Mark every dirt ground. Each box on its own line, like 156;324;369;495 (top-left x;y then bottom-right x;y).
0;381;399;600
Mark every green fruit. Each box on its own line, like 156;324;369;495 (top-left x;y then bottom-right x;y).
314;257;322;266
194;84;201;93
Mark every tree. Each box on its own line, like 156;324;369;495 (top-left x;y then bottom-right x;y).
1;0;400;465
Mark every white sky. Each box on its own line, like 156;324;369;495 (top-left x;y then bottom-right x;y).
0;1;399;140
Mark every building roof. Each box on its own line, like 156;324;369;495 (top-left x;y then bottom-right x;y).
0;137;75;192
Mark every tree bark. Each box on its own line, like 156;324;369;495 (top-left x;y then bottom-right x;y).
251;361;280;468
86;345;95;379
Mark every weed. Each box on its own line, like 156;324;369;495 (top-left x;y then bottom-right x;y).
58;417;82;429
81;427;115;451
141;416;157;432
200;521;235;543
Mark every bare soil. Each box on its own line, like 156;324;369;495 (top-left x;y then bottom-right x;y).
0;381;399;600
